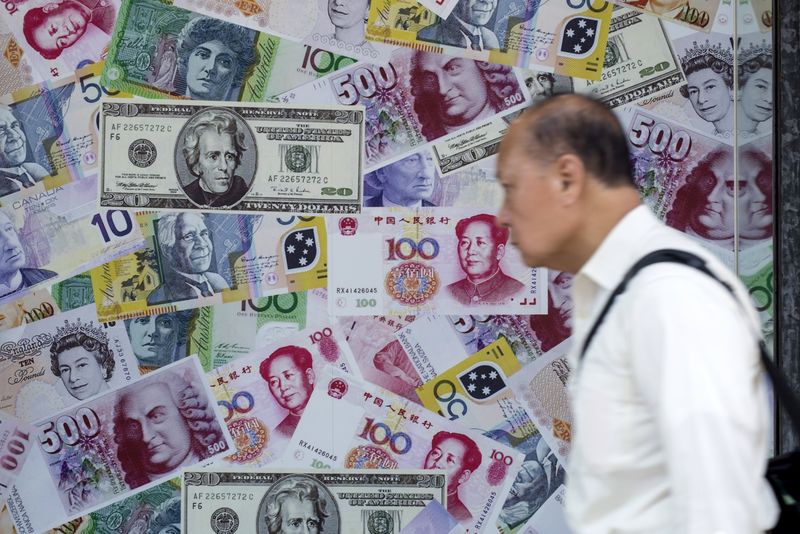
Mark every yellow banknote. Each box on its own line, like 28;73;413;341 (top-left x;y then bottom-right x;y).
366;0;613;81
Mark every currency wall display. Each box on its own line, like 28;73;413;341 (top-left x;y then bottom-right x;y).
0;0;774;533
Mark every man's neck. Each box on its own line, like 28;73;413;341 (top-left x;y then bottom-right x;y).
382;192;422;208
0;270;22;295
555;187;642;274
454;15;479;35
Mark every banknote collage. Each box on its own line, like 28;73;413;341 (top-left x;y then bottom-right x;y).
0;0;772;532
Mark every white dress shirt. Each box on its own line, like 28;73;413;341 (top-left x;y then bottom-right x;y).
565;205;778;534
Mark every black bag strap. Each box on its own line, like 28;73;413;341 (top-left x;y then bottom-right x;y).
579;248;800;433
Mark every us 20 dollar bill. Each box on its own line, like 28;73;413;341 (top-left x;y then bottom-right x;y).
100;99;364;213
182;468;446;533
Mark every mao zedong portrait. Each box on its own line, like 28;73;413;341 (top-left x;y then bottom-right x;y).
22;0;116;60
113;376;224;488
446;213;524;305
175;16;258;101
259;345;316;439
261;476;336;534
0;105;50;196
0;210;56;298
180;109;252;208
147;213;230;305
423;430;482;521
50;319;115;400
409;52;519;140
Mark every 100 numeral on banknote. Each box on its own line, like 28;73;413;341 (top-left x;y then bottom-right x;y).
100;99;364;213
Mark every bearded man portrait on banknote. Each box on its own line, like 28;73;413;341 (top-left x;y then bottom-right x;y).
417;0;500;51
147;213;230;305
496;94;778;532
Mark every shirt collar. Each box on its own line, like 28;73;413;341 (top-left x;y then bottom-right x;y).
0;270;23;297
577;205;658;291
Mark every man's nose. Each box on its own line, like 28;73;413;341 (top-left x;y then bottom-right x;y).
437;73;454;95
141;421;156;443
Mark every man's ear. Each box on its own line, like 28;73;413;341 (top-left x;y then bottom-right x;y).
306;367;315;386
457;469;472;486
495;243;506;261
554;153;586;205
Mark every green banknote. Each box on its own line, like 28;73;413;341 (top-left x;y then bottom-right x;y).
101;0;355;101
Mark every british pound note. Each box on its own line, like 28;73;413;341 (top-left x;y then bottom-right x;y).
90;213;327;322
573;8;684;108
276;48;530;170
0;290;59;332
0;303;140;422
611;0;721;31
102;0;357;101
47;478;181;534
417;338;566;533
174;0;394;64
0;411;34;503
509;346;572;464
284;365;524;533
0;177;144;304
208;325;359;468
6;356;233;534
183;468;446;532
0;0;119;81
365;0;613;81
0;62;122;200
100;99;364;213
328;210;546;315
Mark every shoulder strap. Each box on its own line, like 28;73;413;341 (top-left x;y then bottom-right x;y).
578;248;800;433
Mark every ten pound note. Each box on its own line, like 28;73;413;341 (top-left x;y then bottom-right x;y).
328;210;546;315
6;356;234;534
0;303;140;422
182;468;446;533
100;99;364;214
284;366;524;533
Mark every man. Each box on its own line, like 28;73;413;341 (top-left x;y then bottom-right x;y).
409;52;517;140
423;431;482;521
0;210;56;298
22;0;116;60
113;377;223;488
258;345;315;439
262;477;331;534
180;110;251;208
147;213;230;305
417;0;500;51
0;105;50;197
446;213;524;305
496;94;777;532
364;152;437;207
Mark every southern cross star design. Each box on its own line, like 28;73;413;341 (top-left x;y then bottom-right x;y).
295;232;305;242
287;244;296;254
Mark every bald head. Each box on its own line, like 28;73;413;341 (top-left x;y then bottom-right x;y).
508;94;633;187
